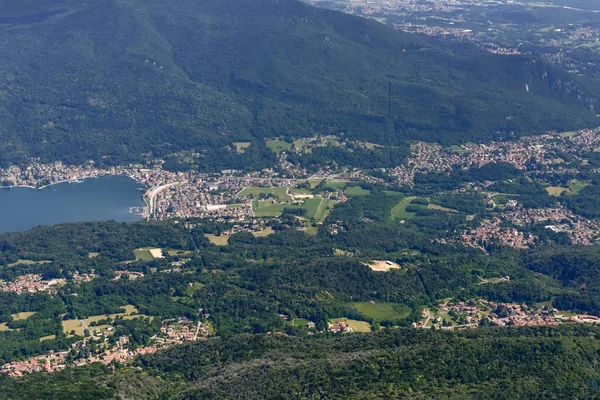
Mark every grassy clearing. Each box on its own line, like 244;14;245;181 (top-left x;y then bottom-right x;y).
167;249;193;257
239;187;290;200
390;197;416;220
546;186;569;196
329;318;371;332
345;186;371;196
134;248;155;261
252;227;275;237
232;142;251;152
185;282;205;296
11;312;36;321
7;260;51;267
365;260;401;272
292;318;309;328
569;180;588;195
205;234;230;246
349;302;411;322
324;180;347;190
266;139;292;153
428;204;458;213
63;305;142;336
39;335;56;342
334;248;354;256
88;252;100;259
253;200;286;217
314;198;336;221
560;131;578;138
448;144;472;154
0;323;11;332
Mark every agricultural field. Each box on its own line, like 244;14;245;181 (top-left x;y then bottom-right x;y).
39;335;56;342
266;139;292;153
11;312;36;321
349;302;411;323
88;252;100;259
252;227;275;237
390;197;417;220
252;198;334;220
239;187;291;200
205;234;230;246
62;305;142;336
134;248;156;261
345;186;370;196
546;186;569;196
0;323;11;332
329;318;371;333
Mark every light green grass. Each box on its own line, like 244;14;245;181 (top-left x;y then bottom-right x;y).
448;145;472;154
329;318;371;332
39;335;56;342
545;186;569;196
232;142;251;152
7;259;51;267
569;180;588;195
560;131;578;138
11;312;36;321
167;249;193;256
350;302;411;322
252;227;275;237
239;187;291;200
314;198;337;221
324;181;347;190
428;204;458;213
134;248;154;261
266;140;292;153
292;318;309;328
390;197;416;220
345;186;370;196
205;234;230;246
185;282;205;296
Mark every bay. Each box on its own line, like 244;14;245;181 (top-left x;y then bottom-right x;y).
0;176;146;233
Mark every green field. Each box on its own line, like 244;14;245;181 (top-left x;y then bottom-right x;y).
239;187;291;200
546;186;569;196
345;186;370;196
134;248;155;261
7;259;51;267
448;144;472;154
314;198;336;221
428;204;458;213
324;180;347;190
390;197;417;220
11;312;37;321
253;198;334;220
205;234;230;246
232;142;251;152
569;179;588;195
349;302;411;322
292;318;309;328
266;140;292;153
252;227;275;237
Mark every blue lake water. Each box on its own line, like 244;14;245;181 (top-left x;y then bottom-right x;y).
0;176;146;233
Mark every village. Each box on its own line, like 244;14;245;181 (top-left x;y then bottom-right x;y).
0;317;211;378
414;299;600;330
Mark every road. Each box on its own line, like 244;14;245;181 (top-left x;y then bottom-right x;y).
145;182;181;217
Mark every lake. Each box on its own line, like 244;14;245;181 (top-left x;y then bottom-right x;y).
0;176;146;233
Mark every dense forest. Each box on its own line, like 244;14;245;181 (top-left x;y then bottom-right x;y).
3;325;600;399
0;0;598;167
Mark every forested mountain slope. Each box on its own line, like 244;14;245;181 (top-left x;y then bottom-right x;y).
0;0;598;166
3;326;600;399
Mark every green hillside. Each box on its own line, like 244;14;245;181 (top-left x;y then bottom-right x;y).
0;0;598;166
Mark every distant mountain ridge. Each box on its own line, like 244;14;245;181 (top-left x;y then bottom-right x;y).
0;0;598;166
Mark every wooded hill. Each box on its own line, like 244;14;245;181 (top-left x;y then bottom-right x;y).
0;0;598;166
